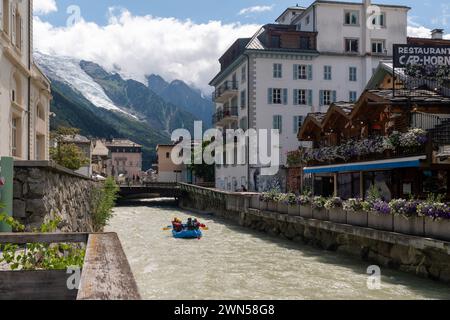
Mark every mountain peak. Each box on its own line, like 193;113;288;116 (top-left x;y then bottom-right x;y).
147;74;169;94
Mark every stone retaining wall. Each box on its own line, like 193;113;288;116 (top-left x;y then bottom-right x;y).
178;183;450;285
13;161;98;232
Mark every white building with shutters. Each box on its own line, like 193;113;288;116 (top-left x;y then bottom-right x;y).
0;0;51;161
209;0;409;192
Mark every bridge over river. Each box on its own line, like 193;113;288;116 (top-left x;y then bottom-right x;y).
118;182;182;199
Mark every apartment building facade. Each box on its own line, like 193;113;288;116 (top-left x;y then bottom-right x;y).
105;139;143;181
209;0;409;192
0;0;51;161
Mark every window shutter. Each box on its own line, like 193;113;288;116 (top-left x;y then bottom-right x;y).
19;16;23;50
293;116;298;134
308;90;313;106
268;88;273;104
278;116;282;133
293;64;298;80
273;116;277;129
319;90;324;106
307;65;313;80
293;89;298;105
332;91;337;102
11;5;15;46
0;2;3;32
283;89;288;105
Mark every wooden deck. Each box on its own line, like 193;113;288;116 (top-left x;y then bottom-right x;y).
0;232;141;300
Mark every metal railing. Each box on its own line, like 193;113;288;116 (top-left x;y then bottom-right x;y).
213;81;239;101
411;112;449;131
213;106;239;125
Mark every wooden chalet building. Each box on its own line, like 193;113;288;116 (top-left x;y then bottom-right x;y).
292;58;450;200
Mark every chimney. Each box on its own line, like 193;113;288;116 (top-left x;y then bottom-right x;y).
431;29;444;40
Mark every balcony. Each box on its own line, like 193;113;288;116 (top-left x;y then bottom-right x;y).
213;106;238;127
213;81;239;103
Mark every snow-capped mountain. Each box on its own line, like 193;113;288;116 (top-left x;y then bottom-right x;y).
34;52;135;118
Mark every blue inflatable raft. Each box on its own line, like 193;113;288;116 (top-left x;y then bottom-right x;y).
172;229;203;239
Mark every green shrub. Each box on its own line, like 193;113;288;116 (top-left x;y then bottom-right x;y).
91;177;119;231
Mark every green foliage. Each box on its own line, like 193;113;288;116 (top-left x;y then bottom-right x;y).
366;185;382;203
91;177;119;231
50;126;90;170
0;210;25;232
0;216;85;271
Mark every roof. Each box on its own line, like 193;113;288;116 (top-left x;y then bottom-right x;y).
61;134;91;144
92;140;109;157
105;139;142;148
407;36;450;46
332;102;355;115
275;6;307;22
313;0;410;9
308;112;327;123
367;89;450;103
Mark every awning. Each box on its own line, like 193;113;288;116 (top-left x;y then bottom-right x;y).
303;156;426;174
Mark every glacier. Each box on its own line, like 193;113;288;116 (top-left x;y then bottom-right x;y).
34;52;136;118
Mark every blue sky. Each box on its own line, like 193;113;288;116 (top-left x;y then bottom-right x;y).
39;0;449;30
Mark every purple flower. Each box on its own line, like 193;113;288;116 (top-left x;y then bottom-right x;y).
373;200;391;215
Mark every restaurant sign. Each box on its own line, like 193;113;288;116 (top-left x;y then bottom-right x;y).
393;44;450;68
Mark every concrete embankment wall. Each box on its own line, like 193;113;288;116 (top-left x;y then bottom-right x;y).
13;161;98;232
179;184;450;285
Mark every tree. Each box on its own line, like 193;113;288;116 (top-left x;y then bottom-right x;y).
188;141;215;182
50;127;89;171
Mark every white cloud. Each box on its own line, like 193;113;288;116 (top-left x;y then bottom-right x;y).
33;10;259;93
238;5;273;16
408;25;450;39
33;0;57;15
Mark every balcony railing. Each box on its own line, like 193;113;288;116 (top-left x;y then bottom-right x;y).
213;81;239;103
213;106;238;126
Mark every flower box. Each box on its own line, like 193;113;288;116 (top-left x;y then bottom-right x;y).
346;210;368;227
268;201;277;212
329;208;347;224
312;208;329;221
300;205;313;219
288;204;300;216
278;203;289;214
424;218;450;242
368;211;394;232
393;215;424;237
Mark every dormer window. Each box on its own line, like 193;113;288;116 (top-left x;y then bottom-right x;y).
271;35;281;48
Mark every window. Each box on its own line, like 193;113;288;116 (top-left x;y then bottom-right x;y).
294;89;307;105
324;66;332;80
299;37;310;50
166;152;170;159
349;91;357;102
320;90;336;106
372;13;386;28
241;65;246;82
306;15;310;25
12;117;18;157
273;63;282;78
268;88;287;105
294;89;313;106
371;40;385;54
294;64;312;80
293;116;304;134
240;90;246;109
345;38;359;53
349;67;357;82
271;36;280;48
273;115;282;133
344;11;359;25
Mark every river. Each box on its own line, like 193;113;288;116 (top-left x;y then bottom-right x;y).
106;199;450;300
